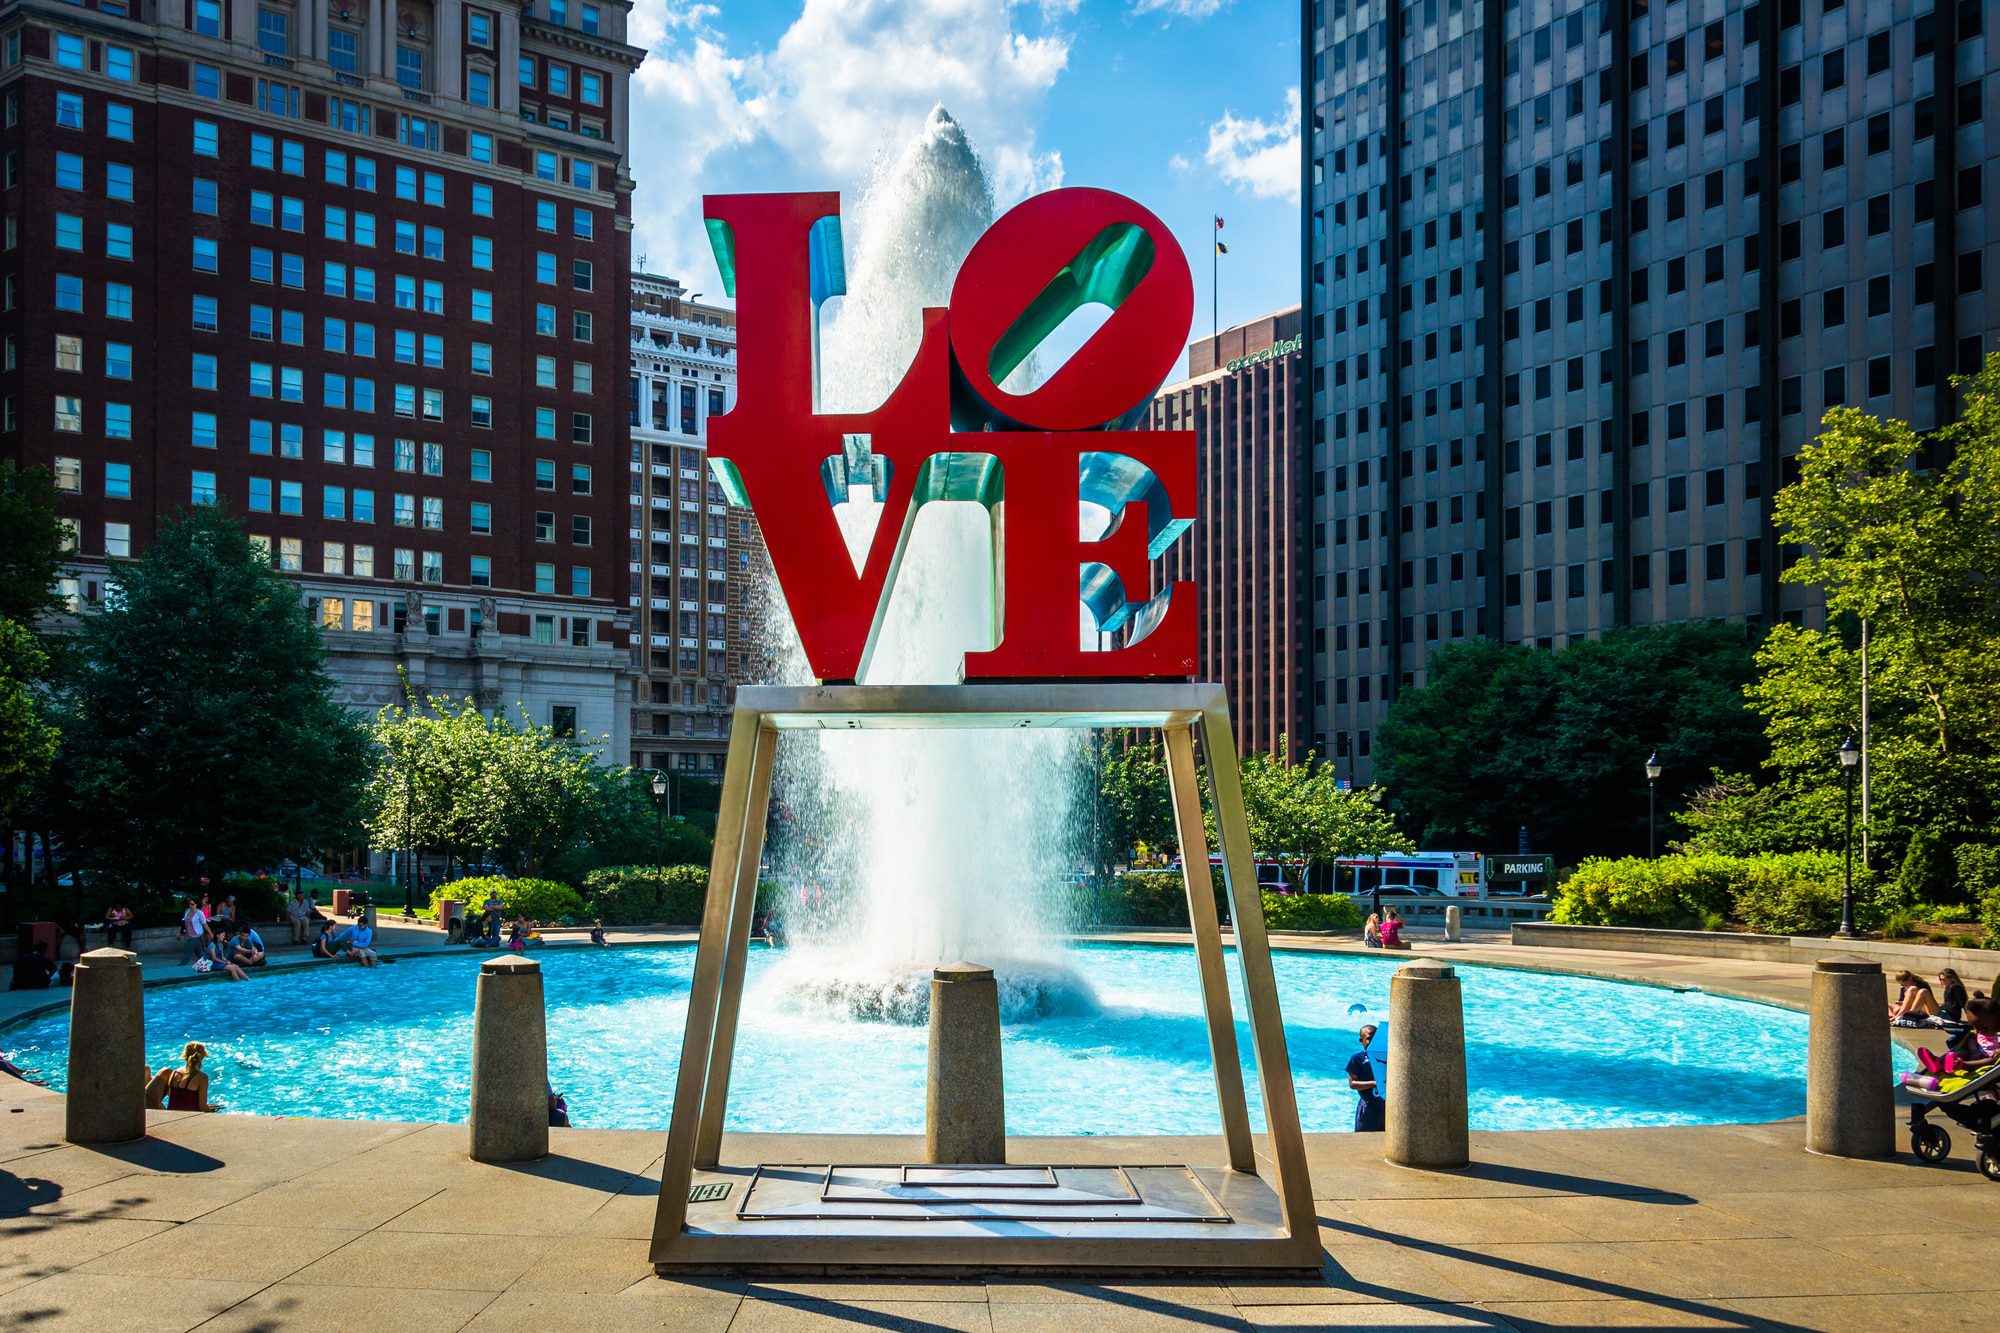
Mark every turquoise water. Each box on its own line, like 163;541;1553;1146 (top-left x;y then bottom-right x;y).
0;943;1809;1133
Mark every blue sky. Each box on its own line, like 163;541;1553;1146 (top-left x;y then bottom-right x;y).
623;0;1302;353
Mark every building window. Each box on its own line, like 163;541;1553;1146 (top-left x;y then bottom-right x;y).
258;8;289;55
397;46;426;92
570;567;591;597
105;462;132;499
193;0;221;34
191;471;218;505
328;28;358;73
535;562;555;593
105;523;131;558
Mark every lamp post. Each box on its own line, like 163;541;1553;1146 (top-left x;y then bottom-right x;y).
1367;787;1386;924
1644;752;1662;858
1836;736;1861;937
650;771;668;868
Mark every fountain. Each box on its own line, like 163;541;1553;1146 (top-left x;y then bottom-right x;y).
751;107;1096;1025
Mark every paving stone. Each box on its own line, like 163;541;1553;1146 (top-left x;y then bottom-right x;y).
284;1228;556;1290
463;1287;740;1331
1333;1197;1594;1246
989;1301;1247;1330
728;1297;996;1331
1236;1302;1509;1328
1604;1236;1930;1299
1480;1297;1746;1328
0;1271;263;1332
0;1215;173;1295
195;1280;498;1331
74;1221;361;1283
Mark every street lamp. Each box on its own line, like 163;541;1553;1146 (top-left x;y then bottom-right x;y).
1644;752;1662;858
1367;787;1386;925
650;771;668;867
1836;737;1861;937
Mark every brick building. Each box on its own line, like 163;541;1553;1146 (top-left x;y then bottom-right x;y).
627;271;762;779
1;0;644;749
1149;308;1310;761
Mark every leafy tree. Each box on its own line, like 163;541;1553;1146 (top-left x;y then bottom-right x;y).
369;694;700;879
1745;359;2000;863
0;619;57;827
64;507;370;894
1219;737;1411;870
1376;623;1766;861
0;462;65;626
1088;732;1177;872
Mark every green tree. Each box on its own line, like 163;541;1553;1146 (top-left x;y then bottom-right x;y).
367;693;691;879
0;619;57;827
1222;737;1411;871
64;507;370;893
0;462;65;626
1090;732;1177;871
1376;623;1766;861
1745;358;2000;861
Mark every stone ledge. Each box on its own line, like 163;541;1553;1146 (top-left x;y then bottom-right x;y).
1512;921;2000;979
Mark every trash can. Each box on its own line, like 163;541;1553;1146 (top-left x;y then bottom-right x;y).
332;889;352;917
438;898;461;933
16;922;58;960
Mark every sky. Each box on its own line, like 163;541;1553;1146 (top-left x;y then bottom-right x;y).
622;0;1303;357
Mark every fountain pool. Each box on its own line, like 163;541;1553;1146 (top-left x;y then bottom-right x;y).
0;942;1809;1134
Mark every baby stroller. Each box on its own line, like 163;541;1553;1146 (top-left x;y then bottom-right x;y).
1906;1022;2000;1180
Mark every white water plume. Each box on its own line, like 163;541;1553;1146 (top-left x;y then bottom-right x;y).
750;107;1094;1025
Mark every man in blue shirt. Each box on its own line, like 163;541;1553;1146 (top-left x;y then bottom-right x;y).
1346;1024;1384;1133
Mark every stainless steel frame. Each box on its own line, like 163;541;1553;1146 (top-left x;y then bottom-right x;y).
650;683;1320;1272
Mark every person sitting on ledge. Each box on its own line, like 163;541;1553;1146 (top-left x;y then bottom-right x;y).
1890;970;1941;1027
588;919;608;947
198;927;248;981
1938;968;1969;1025
145;1041;220;1112
8;943;60;991
230;923;267;969
1379;908;1409;949
334;916;379;967
309;917;340;959
507;915;528;953
1903;998;2000;1090
1362;912;1382;948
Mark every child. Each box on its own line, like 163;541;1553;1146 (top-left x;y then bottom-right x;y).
1903;997;2000;1091
1346;1024;1385;1132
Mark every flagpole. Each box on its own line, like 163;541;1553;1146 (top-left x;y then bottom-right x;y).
1211;214;1219;343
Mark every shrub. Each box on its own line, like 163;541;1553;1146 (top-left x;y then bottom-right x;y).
1957;844;2000;906
1982;885;2000;950
1260;892;1361;932
1881;908;1917;940
431;876;584;924
1552;851;1865;935
578;865;781;926
221;873;288;924
582;865;706;925
1896;829;1960;908
1094;872;1193;927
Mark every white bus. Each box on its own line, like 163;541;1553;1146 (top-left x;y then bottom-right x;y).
1331;851;1487;899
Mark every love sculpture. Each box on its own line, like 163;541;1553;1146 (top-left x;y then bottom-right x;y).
652;187;1319;1275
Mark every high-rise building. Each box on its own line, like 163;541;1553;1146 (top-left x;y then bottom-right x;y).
627;271;761;778
3;0;644;747
1149;309;1310;761
1303;0;1996;777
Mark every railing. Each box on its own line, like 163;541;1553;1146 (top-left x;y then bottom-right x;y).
262;53;295;69
334;71;365;87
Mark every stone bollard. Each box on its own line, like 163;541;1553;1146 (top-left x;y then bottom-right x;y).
926;963;1006;1165
469;955;548;1163
1806;957;1893;1158
66;949;146;1145
1386;958;1469;1170
1444;905;1462;942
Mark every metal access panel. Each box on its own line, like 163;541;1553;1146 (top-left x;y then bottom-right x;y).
649;683;1321;1274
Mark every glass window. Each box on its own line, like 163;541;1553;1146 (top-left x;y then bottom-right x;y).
191;412;217;447
104;46;135;81
55;34;85;68
106;104;134;141
105;463;131;498
106;342;132;378
397;46;426;92
468;69;492;106
573;208;593;239
323;542;346;575
192;0;221;34
469;10;492;44
192;294;218;330
194;119;220;156
328;28;357;73
106;223;134;260
535;563;555;593
56;94;84;130
258;8;289;54
570;567;591;597
56;335;85;373
192;178;219;214
105;403;131;438
472;183;493;217
105;523;132;558
55;152;83;190
422;551;443;584
106;163;134;201
55;214;82;250
56;274;84;312
191;471;218;505
471;342;492;374
249;477;273;511
106;284;133;319
191;352;216;388
469;555;491;587
53;457;82;492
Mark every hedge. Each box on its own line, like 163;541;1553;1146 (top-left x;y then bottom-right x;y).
220;873;289;924
430;876;585;924
579;865;781;926
1551;852;1868;935
1090;872;1359;932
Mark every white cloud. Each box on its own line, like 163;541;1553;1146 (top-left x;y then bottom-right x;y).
1203;86;1299;204
1130;0;1231;19
1167;151;1191;172
624;0;1074;284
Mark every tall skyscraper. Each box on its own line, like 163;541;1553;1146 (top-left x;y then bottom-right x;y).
627;271;763;778
1149;308;1310;760
1304;0;1995;777
3;0;644;747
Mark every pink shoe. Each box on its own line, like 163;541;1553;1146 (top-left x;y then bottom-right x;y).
1919;1047;1944;1074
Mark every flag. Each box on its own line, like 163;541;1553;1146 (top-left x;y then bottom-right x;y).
1216;240;1229;255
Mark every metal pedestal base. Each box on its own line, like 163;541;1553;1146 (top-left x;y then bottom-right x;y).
651;684;1320;1274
